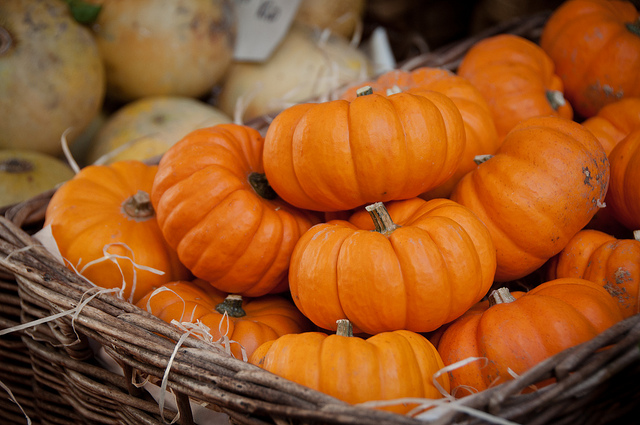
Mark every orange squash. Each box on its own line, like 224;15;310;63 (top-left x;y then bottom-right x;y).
457;33;573;141
605;129;640;231
151;124;320;297
581;97;640;156
250;319;450;415
547;229;640;318
44;160;190;303
289;198;496;335
136;280;313;359
540;0;640;118
263;88;465;212
436;279;624;397
450;115;609;282
340;67;499;199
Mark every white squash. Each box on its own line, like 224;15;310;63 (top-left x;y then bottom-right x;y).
87;96;232;164
0;0;105;157
91;0;236;101
0;150;75;208
217;23;373;123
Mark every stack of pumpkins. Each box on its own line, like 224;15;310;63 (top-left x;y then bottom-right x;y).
40;0;639;416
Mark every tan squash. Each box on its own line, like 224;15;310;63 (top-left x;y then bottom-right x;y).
218;23;373;122
87;96;232;165
0;150;75;208
0;0;105;156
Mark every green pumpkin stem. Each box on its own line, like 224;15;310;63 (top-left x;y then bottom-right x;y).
249;172;278;200
488;288;517;306
356;85;374;97
366;202;399;236
336;319;353;337
474;154;493;165
215;294;246;318
626;19;640;37
546;90;567;111
121;190;155;221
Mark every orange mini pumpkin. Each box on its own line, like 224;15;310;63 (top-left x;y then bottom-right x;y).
151;124;320;297
436;279;624;397
44;160;191;303
547;229;640;318
581;97;640;156
540;0;640;118
457;33;573;141
136;280;313;359
289;198;496;335
250;319;450;415
263;88;465;212
340;67;499;199
450;115;609;282
605;129;640;231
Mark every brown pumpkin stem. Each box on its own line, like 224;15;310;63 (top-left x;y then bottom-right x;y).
626;19;640;37
121;190;155;221
546;90;567;111
248;172;278;200
474;154;493;165
356;86;374;97
488;287;517;306
0;26;12;56
336;319;353;337
215;294;246;318
386;85;402;96
366;202;399;236
0;158;33;173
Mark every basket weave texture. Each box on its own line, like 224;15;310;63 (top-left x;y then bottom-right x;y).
1;10;640;425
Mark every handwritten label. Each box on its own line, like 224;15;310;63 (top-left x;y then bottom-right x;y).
233;0;302;62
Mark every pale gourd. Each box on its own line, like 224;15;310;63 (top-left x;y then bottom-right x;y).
87;96;232;165
0;150;75;208
218;23;373;123
90;0;236;101
0;0;105;157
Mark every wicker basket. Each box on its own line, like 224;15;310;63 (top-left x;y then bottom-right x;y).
2;11;640;425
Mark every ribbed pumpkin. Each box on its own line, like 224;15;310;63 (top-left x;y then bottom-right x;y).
605;129;640;231
289;198;496;335
436;279;624;397
151;124;320;297
250;319;450;414
340;67;499;199
547;229;640;318
136;280;313;359
457;33;573;141
450;115;609;282
44;160;191;303
582;97;640;156
540;0;640;119
263;88;465;212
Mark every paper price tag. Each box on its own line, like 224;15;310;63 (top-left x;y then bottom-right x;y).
233;0;302;62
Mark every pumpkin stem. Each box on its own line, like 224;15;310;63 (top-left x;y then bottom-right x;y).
366;202;399;236
248;172;278;200
356;86;374;97
62;0;102;25
626;19;640;37
386;85;402;96
634;230;640;242
336;319;353;337
0;26;12;56
121;190;155;221
546;90;567;111
474;154;493;165
215;294;246;318
0;158;33;173
488;288;517;306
